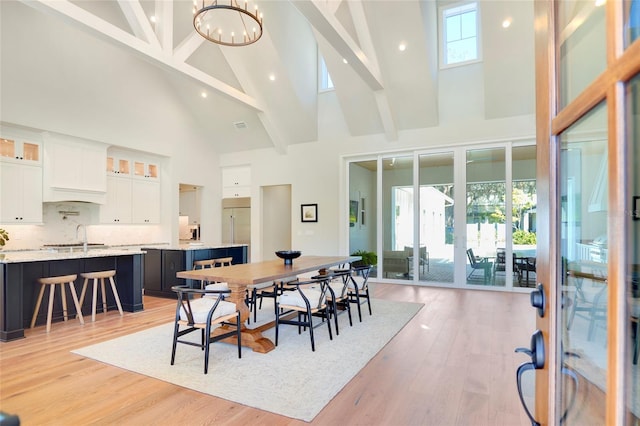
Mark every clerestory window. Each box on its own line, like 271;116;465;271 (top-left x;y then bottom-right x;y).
440;2;480;68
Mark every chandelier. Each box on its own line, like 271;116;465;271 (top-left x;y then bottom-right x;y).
193;0;263;47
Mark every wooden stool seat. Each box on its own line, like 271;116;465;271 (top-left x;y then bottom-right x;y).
79;270;124;322
30;274;85;332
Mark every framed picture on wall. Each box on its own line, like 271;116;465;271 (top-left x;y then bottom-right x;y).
301;204;318;222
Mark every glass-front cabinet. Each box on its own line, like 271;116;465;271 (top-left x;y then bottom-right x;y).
0;138;41;164
106;155;130;175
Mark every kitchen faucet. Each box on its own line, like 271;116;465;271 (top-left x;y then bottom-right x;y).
76;224;88;253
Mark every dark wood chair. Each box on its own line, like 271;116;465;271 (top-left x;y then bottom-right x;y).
317;269;352;335
170;285;241;374
275;277;333;351
347;264;373;322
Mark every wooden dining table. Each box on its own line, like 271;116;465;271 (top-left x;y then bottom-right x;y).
176;255;359;353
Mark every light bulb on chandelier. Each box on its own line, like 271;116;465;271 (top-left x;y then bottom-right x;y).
193;0;263;47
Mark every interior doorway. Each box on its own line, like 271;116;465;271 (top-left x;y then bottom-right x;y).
178;183;202;241
261;185;291;261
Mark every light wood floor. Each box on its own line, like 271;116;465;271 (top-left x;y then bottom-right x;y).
0;284;534;425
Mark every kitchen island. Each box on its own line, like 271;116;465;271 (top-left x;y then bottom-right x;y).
0;248;145;341
142;244;248;298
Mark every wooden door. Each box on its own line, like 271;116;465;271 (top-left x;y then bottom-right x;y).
533;1;640;424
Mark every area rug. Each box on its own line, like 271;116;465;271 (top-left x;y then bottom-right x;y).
72;298;423;422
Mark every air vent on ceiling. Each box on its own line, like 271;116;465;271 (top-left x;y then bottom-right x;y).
233;121;248;130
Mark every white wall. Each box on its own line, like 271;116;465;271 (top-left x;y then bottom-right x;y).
222;113;535;262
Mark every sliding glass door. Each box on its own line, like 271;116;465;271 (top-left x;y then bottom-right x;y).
347;143;536;289
418;152;454;284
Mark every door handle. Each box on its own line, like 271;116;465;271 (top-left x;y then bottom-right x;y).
515;330;545;426
530;283;546;318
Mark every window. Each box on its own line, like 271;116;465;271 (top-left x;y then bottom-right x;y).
319;55;334;92
440;2;480;67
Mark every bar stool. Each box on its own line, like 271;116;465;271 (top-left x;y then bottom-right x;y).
193;259;217;289
79;270;124;322
213;257;233;267
30;274;85;332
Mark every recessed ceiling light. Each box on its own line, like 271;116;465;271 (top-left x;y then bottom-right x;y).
268;73;276;81
201;92;207;98
150;15;157;23
398;43;407;51
342;58;348;64
502;18;511;28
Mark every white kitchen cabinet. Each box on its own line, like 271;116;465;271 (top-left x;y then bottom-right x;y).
0;138;41;165
43;136;107;203
132;180;160;223
222;166;250;198
99;176;132;224
0;163;43;223
133;159;159;180
106;155;131;176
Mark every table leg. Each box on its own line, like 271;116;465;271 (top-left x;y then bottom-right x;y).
212;285;275;353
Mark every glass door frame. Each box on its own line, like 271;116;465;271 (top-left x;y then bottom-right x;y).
346;141;536;292
535;0;640;424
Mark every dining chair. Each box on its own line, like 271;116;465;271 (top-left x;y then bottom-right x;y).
245;276;298;324
347;264;373;322
275;277;333;351
170;285;241;374
317;269;352;335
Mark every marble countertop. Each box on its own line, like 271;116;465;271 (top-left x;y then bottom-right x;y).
0;248;146;264
143;243;248;251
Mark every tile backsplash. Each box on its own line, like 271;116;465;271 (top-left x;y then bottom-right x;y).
1;202;164;250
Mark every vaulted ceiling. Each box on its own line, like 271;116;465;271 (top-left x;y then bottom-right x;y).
0;1;534;155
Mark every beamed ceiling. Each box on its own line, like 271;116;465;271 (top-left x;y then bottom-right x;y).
0;0;536;155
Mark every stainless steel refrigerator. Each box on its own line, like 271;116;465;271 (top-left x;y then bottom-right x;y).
222;206;251;251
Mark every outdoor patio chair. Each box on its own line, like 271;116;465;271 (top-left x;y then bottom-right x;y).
466;248;492;282
493;248;521;283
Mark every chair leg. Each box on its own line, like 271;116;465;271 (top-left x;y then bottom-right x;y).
307;309;315;351
365;288;372;316
204;323;211;374
108;276;124;316
354;288;363;322
99;278;108;316
92;277;99;322
171;323;179;365
332;299;340;335
67;281;85;325
326;309;333;341
275;305;280;347
236;312;242;359
46;284;56;333
345;299;353;326
30;284;46;329
60;283;68;321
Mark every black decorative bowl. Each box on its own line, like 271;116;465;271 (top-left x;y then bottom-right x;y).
275;250;302;265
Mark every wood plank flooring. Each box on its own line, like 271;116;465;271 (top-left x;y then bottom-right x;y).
0;284;534;425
